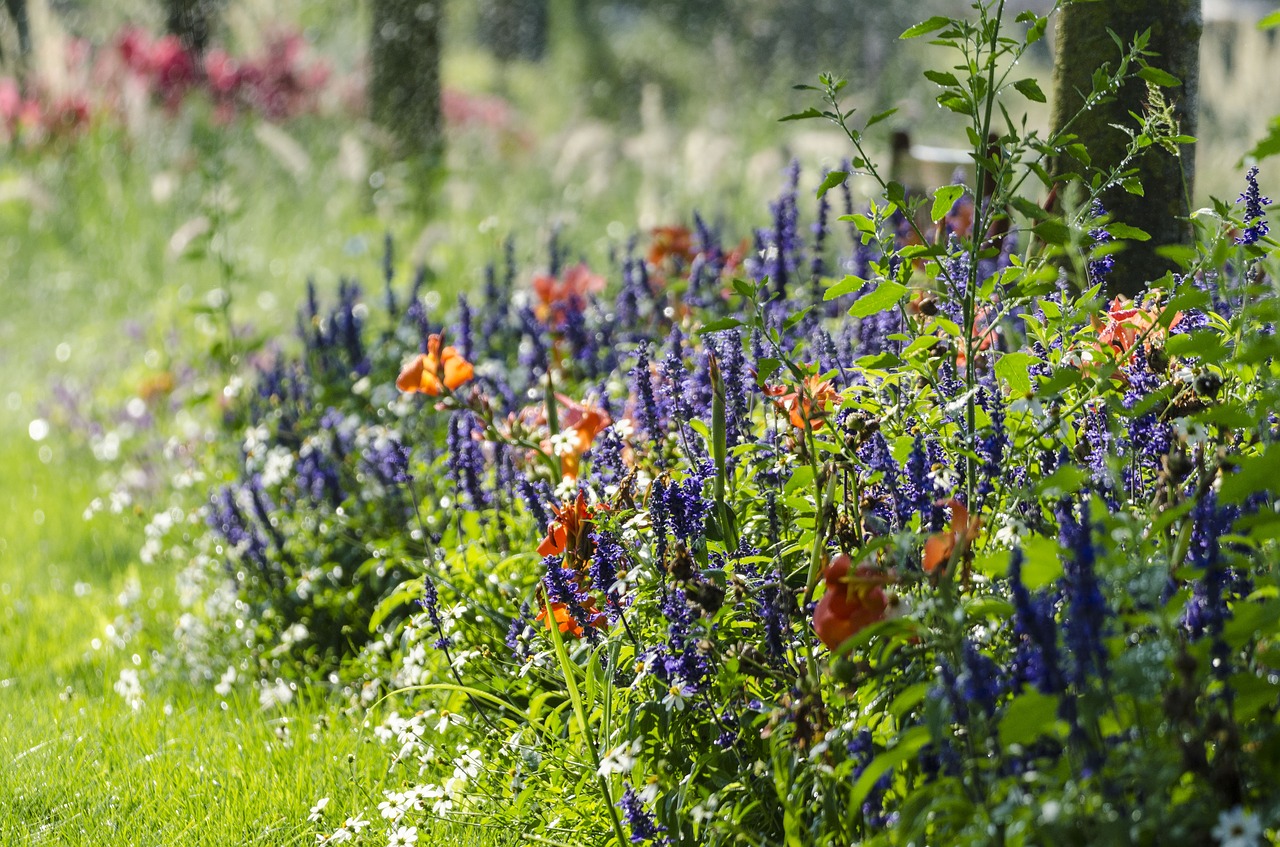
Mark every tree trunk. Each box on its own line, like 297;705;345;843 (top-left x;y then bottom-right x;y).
1050;0;1201;298
478;0;548;63
370;0;444;173
165;0;222;55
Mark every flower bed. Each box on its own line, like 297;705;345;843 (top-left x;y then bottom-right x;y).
130;6;1280;846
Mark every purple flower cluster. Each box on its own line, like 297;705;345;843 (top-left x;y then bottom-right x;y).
618;784;668;845
1236;165;1271;246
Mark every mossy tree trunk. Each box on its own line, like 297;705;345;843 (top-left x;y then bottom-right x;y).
165;0;223;55
370;0;444;178
1050;0;1201;298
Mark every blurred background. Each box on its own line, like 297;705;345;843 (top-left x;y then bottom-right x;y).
0;0;1277;442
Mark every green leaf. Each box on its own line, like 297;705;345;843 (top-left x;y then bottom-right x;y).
782;307;813;332
995;352;1038;395
889;683;931;721
866;108;899;129
756;357;783;384
1260;10;1280;29
779;108;825;123
699;317;745;335
1107;223;1151;241
931;185;966;223
1000;692;1062;747
732;278;756;298
1019;537;1064;589
902;335;940;357
1036;366;1081;397
1038;465;1090;501
1013;78;1046;103
1245;120;1280;162
848;280;909;318
1032;220;1071;245
901;16;952;39
1219;444;1280;505
1121;177;1145;196
816;170;849;200
924;70;960;88
824;274;866;301
1138;66;1181;87
851;727;931;811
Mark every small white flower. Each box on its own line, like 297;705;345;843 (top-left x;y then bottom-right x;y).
308;797;330;822
113;668;145;712
387;825;418;847
215;665;238;698
598;738;643;777
661;684;690;711
1212;807;1262;847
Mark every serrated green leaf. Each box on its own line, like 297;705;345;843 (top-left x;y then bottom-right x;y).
866;108;899;129
848;280;908;318
924;69;960;88
1138;66;1181;87
995;352;1038;395
1013;78;1046;103
779;108;825;122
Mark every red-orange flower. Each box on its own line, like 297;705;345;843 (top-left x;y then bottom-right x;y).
647;225;695;267
531;263;605;325
536;489;595;558
1094;295;1182;356
765;375;840;431
813;553;894;651
536;598;606;638
396;334;474;396
922;498;982;575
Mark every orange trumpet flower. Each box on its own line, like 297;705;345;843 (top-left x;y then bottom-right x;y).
396;334;474;396
813;553;894;652
922;498;982;575
536;489;595;558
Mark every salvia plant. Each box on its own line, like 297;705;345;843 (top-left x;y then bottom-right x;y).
125;2;1280;845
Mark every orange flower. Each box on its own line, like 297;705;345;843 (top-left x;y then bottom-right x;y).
766;375;840;431
922;498;982;575
531;263;605;325
1094;296;1182;356
813;553;894;651
536;596;607;638
396;334;474;396
551;394;612;477
956;306;998;370
647;225;695;267
536;489;595;558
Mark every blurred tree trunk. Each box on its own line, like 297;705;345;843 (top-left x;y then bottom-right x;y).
478;0;548;63
165;0;222;55
370;0;443;175
1050;0;1201;298
2;0;31;77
